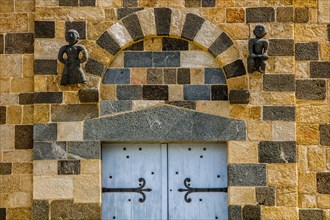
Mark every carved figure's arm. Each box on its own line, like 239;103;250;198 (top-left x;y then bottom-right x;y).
263;41;269;57
58;46;67;64
79;45;88;63
248;39;256;57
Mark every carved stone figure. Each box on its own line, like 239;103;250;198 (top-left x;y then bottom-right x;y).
58;29;88;85
248;24;269;74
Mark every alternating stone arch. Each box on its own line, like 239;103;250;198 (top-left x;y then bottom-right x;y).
93;8;246;79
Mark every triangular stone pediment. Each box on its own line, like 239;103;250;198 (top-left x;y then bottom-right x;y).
83;105;246;142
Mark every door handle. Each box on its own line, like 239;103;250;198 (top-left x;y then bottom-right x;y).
178;178;227;203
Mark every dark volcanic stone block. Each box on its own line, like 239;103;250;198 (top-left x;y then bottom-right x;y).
243;205;260;220
299;209;324;220
67;141;101;159
143;85;168;100
320;124;330;146
96;31;121;55
51;104;98;122
65;21;86;39
125;41;144;51
101;100;132;116
34;59;58;74
165;101;196;110
162;38;188;51
0;208;6;220
295;42;319;60
181;13;205;41
85;58;105;76
208;33;233;57
0;106;6;124
256;187;275;206
35;21;55;38
223;60;246;79
229;90;250;104
202;0;215;7
211;85;228;100
268;39;294;56
33;142;66;160
317;172;330;194
228;164;266;186
276;7;294;22
153;52;180;67
117;85;143;100
58;160;80;175
228;205;242;220
147;68;163;84
294;7;309;23
117;7;143;20
263;74;295;91
263;106;295;121
124;52;152;67
5;33;34;54
34;124;57;141
123;0;138;7
78;89;99;102
177;68;190;84
184;85;210;100
59;0;78;6
50;200;101;219
103;68;130;84
0;34;4;54
154;8;172;36
258;141;296;163
310;62;330;78
0;163;12;175
19;93;35;105
246;7;275;23
164;69;177;84
80;0;95;6
34;92;63;104
15;125;33;149
33;200;49;220
204;68;226;84
122;14;144;41
296;80;326;100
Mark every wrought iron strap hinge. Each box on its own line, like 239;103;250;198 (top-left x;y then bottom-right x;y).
102;178;152;203
178;178;228;203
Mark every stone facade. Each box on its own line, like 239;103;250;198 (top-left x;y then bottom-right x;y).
0;0;329;219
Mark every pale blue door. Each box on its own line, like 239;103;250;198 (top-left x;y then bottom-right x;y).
102;143;228;220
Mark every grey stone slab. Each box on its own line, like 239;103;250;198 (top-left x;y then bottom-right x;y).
117;85;143;100
204;68;226;84
228;164;266;186
263;74;295;91
19;93;34;105
0;163;12;175
208;33;233;57
51;200;101;219
143;85;168;100
51;104;99;122
34;124;57;141
35;21;55;38
85;58;105;76
223;60;246;79
101;100;132;116
181;13;205;41
96;31;121;55
33;142;66;160
15;125;33;149
268;39;294;56
5;33;34;54
295;42;319;60
34;59;58;75
296;79;326;100
122;14;144;41
65;21;86;39
310;62;330;78
256;187;275;206
58;160;80;175
317;172;330;194
184;85;210;100
258;141;296;163
242;205;260;220
228;205;242;220
102;68;130;84
152;52;180;67
246;7;275;23
124;52;152;67
320;124;330;146
78;89;99;102
299;209;324;220
33;200;49;220
0;208;5;220
0;106;5;124
263;106;295;121
67;141;101;159
117;7;144;20
84;105;246;142
34;92;63;104
229;90;249;104
154;8;172;36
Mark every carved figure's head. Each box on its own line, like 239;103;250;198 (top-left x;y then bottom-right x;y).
65;29;80;45
253;25;267;38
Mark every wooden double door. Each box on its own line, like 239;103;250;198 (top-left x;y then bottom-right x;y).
102;143;228;220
